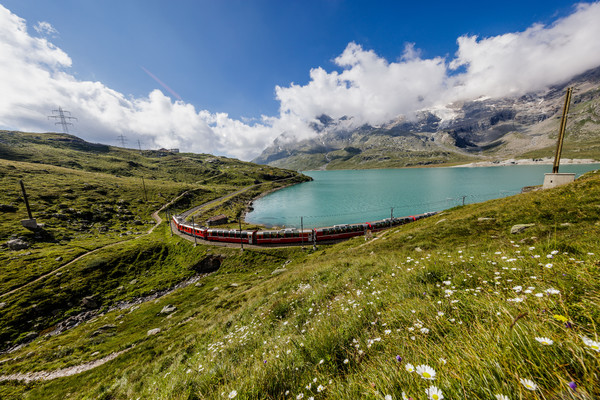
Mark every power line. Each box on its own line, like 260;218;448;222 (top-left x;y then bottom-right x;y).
117;134;127;147
47;106;77;133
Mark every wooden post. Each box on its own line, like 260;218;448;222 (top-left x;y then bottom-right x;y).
553;87;573;174
19;180;33;220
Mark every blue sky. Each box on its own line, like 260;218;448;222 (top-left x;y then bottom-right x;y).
1;1;599;159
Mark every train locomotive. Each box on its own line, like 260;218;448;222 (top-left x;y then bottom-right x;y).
171;212;436;246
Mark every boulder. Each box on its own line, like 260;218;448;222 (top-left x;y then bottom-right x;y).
271;268;287;275
81;296;98;309
160;304;177;314
511;224;535;234
7;239;29;250
147;328;161;336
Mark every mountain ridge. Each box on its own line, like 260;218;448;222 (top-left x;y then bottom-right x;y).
254;66;600;170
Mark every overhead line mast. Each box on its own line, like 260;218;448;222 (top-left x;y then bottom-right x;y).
48;106;77;134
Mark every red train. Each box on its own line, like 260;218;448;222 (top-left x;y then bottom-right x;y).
171;212;436;246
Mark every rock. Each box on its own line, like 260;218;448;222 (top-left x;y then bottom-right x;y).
55;256;63;262
190;255;223;274
271;268;287;275
478;217;494;222
435;218;447;225
91;324;116;336
129;279;137;285
230;283;239;287
81;296;98;309
160;304;177;314
511;224;535;234
20;332;38;343
7;239;29;250
0;302;6;309
147;328;161;336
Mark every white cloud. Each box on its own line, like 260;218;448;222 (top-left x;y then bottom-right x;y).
1;3;600;161
34;21;58;37
276;2;600;128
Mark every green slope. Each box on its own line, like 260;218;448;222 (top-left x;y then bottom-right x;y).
1;157;599;398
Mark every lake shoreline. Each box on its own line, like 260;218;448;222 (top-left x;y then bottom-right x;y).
450;157;598;168
300;158;599;172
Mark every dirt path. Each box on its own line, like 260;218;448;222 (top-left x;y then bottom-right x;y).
0;349;131;383
0;189;193;299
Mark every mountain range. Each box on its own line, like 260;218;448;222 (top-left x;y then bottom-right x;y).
254;66;600;170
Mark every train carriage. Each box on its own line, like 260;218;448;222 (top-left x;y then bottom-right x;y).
206;229;255;244
255;228;312;244
315;223;369;241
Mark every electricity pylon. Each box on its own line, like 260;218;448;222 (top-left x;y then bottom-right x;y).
48;107;77;133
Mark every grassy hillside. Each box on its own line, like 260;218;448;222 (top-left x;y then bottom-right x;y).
0;131;308;350
1;152;599;399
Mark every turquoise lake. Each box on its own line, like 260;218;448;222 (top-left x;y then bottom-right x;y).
245;164;600;229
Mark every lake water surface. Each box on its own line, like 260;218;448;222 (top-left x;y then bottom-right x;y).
245;164;600;229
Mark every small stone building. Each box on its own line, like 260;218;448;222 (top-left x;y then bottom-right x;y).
206;214;228;226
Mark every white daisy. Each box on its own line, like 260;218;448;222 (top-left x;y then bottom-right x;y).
520;378;538;390
416;364;436;380
405;363;415;373
228;390;238;399
425;385;444;400
495;395;509;400
581;336;600;352
535;336;553;345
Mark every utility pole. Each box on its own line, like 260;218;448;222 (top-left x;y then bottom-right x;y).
390;207;394;227
48;107;77;134
141;176;148;202
553;87;573;174
461;196;467;206
301;216;304;248
137;139;143;154
167;209;173;236
239;218;244;251
117;134;127;148
192;215;197;246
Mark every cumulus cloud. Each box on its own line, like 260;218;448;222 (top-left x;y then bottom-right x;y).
277;2;600;128
1;3;600;161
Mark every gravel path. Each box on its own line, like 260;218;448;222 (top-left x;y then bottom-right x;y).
0;348;131;382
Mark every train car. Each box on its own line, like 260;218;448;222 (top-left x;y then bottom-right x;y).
255;228;313;245
206;228;255;244
172;217;207;239
314;223;369;241
171;211;437;246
